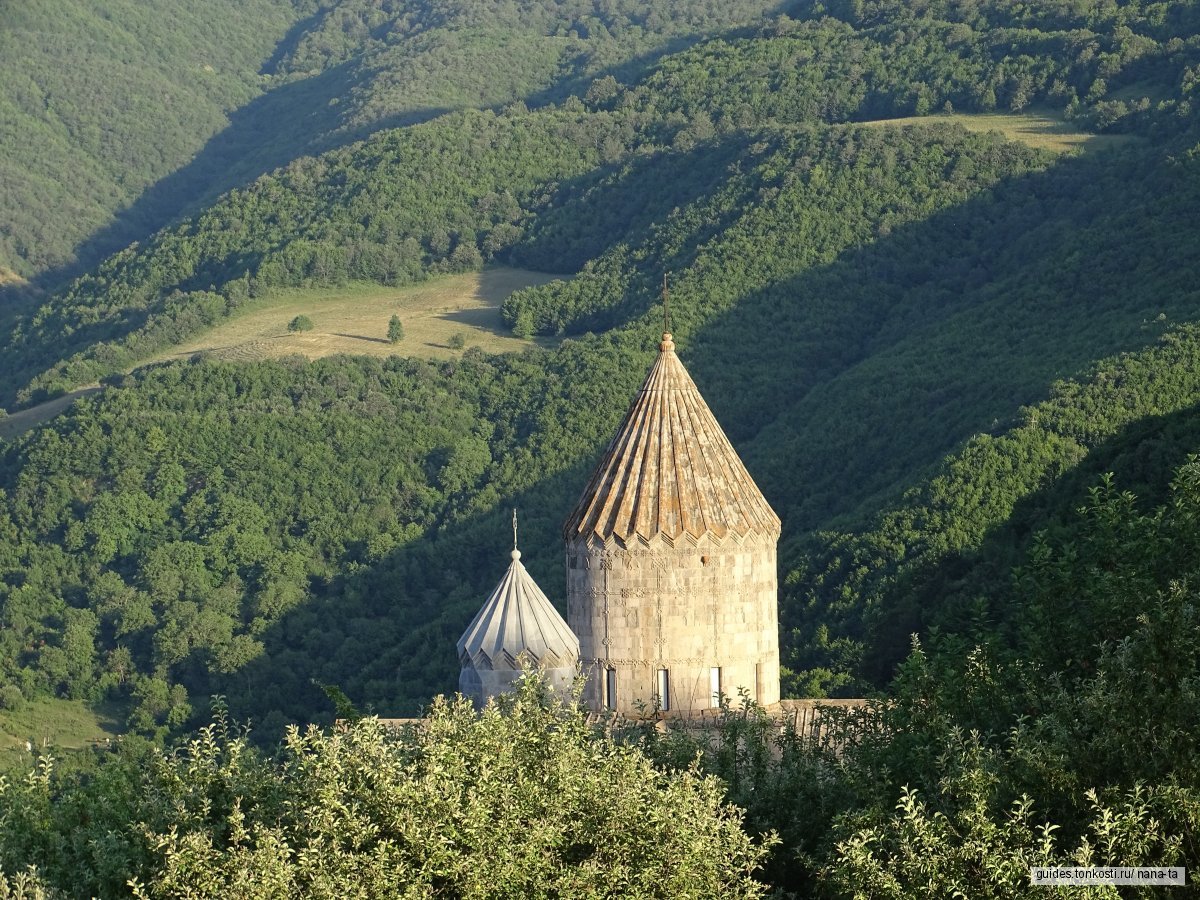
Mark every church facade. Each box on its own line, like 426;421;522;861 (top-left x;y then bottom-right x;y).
458;331;781;716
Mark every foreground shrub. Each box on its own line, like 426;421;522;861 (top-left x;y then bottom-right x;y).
0;678;772;899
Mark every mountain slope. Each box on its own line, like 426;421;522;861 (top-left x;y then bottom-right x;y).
8;0;1200;406
0;0;303;279
0;122;1056;729
0;0;1199;734
0;0;783;287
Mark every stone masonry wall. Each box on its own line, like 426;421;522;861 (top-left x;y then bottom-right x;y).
566;533;779;715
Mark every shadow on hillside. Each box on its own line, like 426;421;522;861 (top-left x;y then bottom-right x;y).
503;127;1183;543
34;6;789;297
519;35;704;112
859;400;1200;683
683;138;1187;534
519;0;796;109
33;60;452;293
13;135;758;413
512;132;756;277
11;7;805;410
0;386;103;441
438;307;504;331
223;339;1200;735
0;283;43;399
222;461;598;733
258;7;333;78
195;116;1195;733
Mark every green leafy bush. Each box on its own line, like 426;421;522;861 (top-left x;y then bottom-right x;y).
0;685;22;711
0;678;773;899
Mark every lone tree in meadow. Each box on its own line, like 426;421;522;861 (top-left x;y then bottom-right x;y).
287;314;314;333
387;314;404;344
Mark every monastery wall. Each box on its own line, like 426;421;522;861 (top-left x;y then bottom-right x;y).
566;533;779;715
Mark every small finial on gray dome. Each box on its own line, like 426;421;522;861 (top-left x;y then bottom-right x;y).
457;503;580;709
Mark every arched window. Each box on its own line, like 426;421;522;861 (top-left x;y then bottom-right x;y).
605;668;617;710
656;668;670;712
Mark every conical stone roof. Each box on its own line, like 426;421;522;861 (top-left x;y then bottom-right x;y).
565;333;781;546
457;549;580;671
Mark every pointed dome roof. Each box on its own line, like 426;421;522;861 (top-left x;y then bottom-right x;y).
457;548;580;671
565;333;780;545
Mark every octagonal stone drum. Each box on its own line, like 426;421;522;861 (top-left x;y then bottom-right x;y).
564;333;781;716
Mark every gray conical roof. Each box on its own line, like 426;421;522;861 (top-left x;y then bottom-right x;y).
565;332;780;546
457;549;579;671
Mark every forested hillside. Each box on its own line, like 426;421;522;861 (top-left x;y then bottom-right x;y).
0;121;1063;732
1;0;1199;733
0;0;781;285
5;0;1195;394
0;0;302;279
5;0;1200;895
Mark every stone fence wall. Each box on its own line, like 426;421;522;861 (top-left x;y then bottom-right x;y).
583;697;876;752
774;698;872;746
360;697;875;751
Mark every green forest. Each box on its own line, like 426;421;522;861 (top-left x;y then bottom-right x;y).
0;0;784;283
2;0;1200;895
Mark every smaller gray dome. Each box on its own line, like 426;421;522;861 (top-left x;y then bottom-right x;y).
457;552;580;674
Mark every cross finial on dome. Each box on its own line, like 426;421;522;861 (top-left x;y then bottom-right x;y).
662;271;671;335
511;508;520;559
660;273;675;351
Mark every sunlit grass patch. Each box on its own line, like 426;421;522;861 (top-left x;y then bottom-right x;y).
153;267;563;365
0;697;123;770
860;109;1135;154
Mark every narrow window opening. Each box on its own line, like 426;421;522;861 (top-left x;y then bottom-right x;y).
605;668;617;711
710;667;722;708
656;668;671;712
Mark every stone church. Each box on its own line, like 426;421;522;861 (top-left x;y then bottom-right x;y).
457;331;780;716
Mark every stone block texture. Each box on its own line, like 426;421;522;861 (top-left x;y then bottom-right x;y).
564;333;782;716
567;533;778;713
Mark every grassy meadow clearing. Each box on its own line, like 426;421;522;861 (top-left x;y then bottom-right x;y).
861;108;1134;154
153;267;560;365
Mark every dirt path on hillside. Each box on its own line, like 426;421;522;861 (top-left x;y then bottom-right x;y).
0;387;102;441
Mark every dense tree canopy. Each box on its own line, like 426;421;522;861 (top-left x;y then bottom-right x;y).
0;0;301;279
1;0;1199;726
5;0;1199;403
4;1;1200;896
0;122;1065;733
0;0;787;284
0;677;772;898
